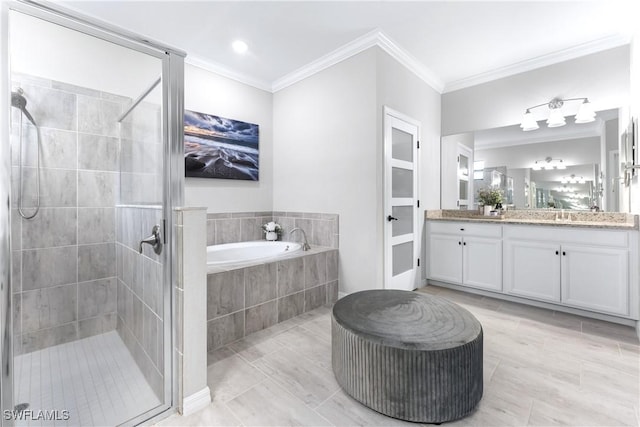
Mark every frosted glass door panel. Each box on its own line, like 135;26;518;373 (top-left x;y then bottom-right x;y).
392;167;413;198
392;128;413;162
392;206;413;237
392;241;413;276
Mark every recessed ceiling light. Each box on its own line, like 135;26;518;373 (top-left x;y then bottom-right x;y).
232;40;248;54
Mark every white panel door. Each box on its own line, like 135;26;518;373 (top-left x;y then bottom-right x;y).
384;107;420;290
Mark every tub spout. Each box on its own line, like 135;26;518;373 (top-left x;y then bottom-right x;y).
289;227;310;251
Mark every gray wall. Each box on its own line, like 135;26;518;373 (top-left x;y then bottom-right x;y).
11;74;121;354
475;137;601;170
442;46;631;135
184;65;274;213
273;49;378;295
273;47;441;294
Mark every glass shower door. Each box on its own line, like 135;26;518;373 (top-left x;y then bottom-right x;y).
5;4;181;426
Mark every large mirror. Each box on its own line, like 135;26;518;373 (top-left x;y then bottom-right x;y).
461;108;620;211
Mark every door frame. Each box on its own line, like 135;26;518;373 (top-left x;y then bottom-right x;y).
383;106;420;290
0;2;185;425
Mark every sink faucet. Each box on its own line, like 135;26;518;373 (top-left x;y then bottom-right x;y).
289;227;310;251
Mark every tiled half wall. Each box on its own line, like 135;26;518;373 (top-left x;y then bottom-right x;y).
206;211;339;248
207;248;339;351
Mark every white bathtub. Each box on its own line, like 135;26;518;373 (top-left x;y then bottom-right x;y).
207;241;302;268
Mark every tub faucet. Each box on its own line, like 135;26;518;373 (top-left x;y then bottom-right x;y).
289;227;310;251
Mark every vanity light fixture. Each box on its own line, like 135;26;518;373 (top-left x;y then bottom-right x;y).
560;174;586;184
520;97;596;131
532;157;566;171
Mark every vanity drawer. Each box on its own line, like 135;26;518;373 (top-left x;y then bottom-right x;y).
428;221;502;238
504;225;629;248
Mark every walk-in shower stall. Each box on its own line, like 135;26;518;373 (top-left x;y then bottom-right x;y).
1;2;184;425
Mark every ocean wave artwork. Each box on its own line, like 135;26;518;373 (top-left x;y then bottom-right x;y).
184;109;259;180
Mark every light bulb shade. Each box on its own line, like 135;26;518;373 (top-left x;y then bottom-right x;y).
546;107;566;127
520;110;539;131
575;99;596;123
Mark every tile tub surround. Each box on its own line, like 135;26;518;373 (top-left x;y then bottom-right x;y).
426;209;639;229
206;247;339;351
10;74;128;354
206;211;339;248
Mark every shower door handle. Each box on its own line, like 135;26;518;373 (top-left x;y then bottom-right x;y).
139;225;163;255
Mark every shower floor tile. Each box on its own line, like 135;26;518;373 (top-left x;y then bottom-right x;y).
14;330;161;427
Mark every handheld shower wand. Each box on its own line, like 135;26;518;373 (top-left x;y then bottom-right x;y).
11;88;37;127
11;87;41;219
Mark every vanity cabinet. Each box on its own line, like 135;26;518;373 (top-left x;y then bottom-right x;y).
503;226;631;316
503;240;561;302
560;244;628;316
427;222;502;291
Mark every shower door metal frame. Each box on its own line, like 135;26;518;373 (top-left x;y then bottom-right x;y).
0;1;185;425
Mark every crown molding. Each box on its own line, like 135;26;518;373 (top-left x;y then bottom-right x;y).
271;29;379;92
375;32;445;93
443;34;632;93
272;30;444;93
185;55;273;92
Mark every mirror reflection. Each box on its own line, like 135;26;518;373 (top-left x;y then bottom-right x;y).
467;109;619;211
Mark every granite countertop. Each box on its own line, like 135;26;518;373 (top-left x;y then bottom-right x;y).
424;210;639;230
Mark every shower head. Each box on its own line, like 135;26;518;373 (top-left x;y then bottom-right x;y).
11;89;27;110
11;88;37;127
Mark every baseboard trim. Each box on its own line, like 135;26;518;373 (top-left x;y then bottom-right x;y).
181;386;211;417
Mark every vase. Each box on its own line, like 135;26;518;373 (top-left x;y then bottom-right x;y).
483;205;493;216
265;231;278;241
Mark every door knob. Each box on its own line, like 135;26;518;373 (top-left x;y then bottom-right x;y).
387;215;398;221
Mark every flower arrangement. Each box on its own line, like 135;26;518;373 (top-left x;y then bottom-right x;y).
262;221;282;241
477;188;503;206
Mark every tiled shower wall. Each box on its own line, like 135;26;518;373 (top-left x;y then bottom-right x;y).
10;74;125;354
206;211;339;248
115;99;165;399
116;206;164;399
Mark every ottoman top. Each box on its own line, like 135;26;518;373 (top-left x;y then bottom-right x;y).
332;290;482;351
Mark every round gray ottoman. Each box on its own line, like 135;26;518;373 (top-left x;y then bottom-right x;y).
331;290;483;423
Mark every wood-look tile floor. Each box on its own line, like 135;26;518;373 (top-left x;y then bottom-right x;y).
159;285;640;426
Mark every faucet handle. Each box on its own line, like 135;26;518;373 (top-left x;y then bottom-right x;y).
139;225;163;255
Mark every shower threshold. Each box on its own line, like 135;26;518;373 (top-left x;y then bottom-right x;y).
14;330;160;426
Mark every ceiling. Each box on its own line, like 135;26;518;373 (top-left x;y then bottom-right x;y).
58;1;637;93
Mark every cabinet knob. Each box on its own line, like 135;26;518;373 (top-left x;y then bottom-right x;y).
562;251;566;256
460;228;465;231
555;250;559;255
458;241;462;245
463;242;467;246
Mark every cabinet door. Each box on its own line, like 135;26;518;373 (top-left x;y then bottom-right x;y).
504;240;561;302
561;245;629;315
463;237;502;291
428;233;462;284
